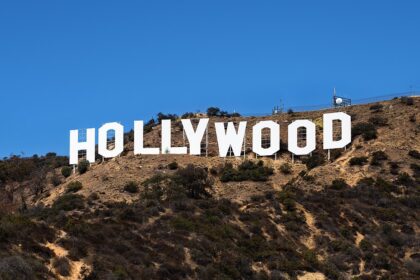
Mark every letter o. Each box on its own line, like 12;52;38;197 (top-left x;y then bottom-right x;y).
288;120;316;155
98;122;124;158
252;121;280;156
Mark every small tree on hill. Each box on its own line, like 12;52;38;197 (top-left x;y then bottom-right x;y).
61;166;72;178
77;160;89;174
174;164;212;199
207;107;221;117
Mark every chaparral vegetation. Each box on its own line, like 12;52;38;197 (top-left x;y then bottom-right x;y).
0;98;418;279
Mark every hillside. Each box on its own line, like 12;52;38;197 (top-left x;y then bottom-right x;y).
0;96;419;280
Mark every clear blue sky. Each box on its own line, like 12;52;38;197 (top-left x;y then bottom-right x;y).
0;1;419;157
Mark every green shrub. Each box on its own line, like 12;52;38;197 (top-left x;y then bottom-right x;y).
371;151;388;165
52;257;71;276
303;174;315;182
112;266;129;279
339;227;352;238
352;122;377;141
369;103;383;112
220;161;273;182
77;160;89;174
156;112;178;123
330;178;348;190
277;190;296;212
375;177;397;193
205;107;239;118
409;114;416;122
281;211;306;231
67;240;88;261
87;192;99;202
303;153;325;170
302;249;318;266
144;118;156;133
282;198;296;211
124;181;139;193
405;260;420;275
66;181;83;193
279;163;292;174
323;262;341;279
0;256;34;279
369;116;388;126
277;190;295;203
0;156;37;182
0;215;39;242
372;253;391;269
209;167;218;175
399;195;420;209
396;172;413;186
167;161;179;170
51;174;62;186
349;156;368;166
52;194;84;211
357;177;375;187
329;149;342;161
141;174;170;200
174;164;213;198
389;161;400;175
170;216;195;231
61;166;72;178
206;107;221;117
401;96;414;105
124;129;135;142
181;112;195;118
359;239;372;252
410;163;420;179
408;150;420;159
250;194;264;202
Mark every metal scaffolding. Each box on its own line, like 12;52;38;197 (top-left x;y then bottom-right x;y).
333;88;352;108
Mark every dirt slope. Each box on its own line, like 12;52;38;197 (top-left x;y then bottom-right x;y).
1;96;418;280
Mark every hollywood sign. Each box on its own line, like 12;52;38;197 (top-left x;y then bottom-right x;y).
69;112;351;165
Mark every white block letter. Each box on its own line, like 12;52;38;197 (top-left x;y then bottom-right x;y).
215;121;247;157
69;128;95;164
134;121;160;155
182;118;209;155
161;119;187;154
288;120;316;155
252;121;280;156
98;122;124;158
323;112;351;149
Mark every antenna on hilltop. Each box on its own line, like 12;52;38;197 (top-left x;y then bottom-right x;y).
272;99;284;115
332;88;351;108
